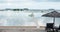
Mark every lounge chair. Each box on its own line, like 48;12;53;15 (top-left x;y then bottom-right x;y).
58;25;60;30
45;23;54;32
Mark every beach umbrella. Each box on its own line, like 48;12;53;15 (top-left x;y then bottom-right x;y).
42;11;60;26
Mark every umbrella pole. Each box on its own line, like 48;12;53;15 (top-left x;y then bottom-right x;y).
53;17;55;25
53;17;55;32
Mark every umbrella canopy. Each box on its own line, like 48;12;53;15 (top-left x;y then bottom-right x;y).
42;11;60;26
42;11;60;17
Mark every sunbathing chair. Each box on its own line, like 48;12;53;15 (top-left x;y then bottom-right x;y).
45;23;54;32
58;25;60;30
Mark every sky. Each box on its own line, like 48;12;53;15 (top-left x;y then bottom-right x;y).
0;0;60;27
0;0;60;9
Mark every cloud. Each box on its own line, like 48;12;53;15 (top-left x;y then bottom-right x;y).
0;0;8;3
34;0;60;2
6;2;60;9
2;0;59;9
0;0;60;9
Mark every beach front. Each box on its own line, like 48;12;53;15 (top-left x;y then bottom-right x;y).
0;10;60;32
0;0;60;32
0;26;59;32
0;29;45;32
0;26;46;32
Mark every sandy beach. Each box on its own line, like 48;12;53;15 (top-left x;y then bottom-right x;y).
0;26;46;32
0;26;60;32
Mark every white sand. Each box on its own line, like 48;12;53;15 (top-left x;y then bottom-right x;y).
0;26;46;32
